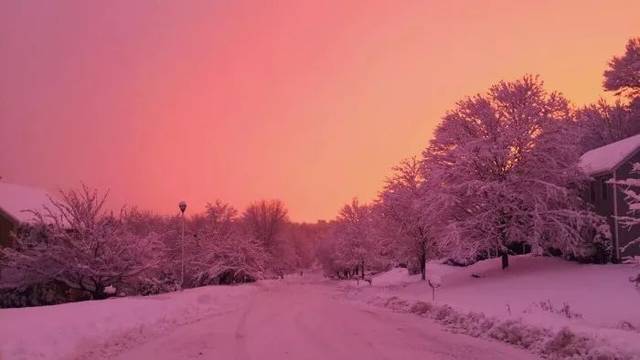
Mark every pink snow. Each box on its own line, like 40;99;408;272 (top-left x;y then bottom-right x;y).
0;284;256;360
355;255;640;355
579;133;640;175
0;277;540;360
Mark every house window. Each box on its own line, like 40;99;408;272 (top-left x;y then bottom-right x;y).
590;182;596;202
601;179;608;200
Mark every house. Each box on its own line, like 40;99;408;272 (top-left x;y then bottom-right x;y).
579;133;640;262
0;182;56;247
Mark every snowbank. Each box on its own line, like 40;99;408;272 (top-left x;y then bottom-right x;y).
0;284;256;360
345;255;640;359
373;296;636;360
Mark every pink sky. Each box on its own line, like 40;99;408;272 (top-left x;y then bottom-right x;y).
0;1;638;222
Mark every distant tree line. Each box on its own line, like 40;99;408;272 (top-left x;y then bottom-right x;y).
0;188;323;307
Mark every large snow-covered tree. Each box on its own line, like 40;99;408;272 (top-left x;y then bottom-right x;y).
330;199;382;278
242;199;290;275
576;38;640;152
379;156;439;280
189;201;265;285
0;186;163;299
291;223;324;269
424;75;608;268
603;37;640;99
243;200;288;249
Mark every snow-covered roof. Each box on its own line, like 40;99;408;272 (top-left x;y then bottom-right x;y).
579;133;640;176
0;183;56;224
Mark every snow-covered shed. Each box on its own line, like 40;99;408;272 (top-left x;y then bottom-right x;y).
579;133;640;261
0;182;56;246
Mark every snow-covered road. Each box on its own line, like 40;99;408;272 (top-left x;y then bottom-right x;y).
112;277;537;360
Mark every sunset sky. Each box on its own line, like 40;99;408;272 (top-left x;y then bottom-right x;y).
0;1;638;222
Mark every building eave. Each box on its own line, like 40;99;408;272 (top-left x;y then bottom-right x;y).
0;205;20;226
581;139;640;178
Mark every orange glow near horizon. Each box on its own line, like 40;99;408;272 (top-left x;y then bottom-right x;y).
0;1;638;222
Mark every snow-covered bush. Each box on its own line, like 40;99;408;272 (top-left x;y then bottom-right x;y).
488;319;550;350
370;295;634;360
524;299;583;320
409;300;433;315
131;271;181;296
0;186;164;300
0;281;74;308
543;327;592;359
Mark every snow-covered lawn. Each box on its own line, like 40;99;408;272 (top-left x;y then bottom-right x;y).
346;255;640;358
0;284;256;360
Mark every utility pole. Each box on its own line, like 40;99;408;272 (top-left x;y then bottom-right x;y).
178;201;187;290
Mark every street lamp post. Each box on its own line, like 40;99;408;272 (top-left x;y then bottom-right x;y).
178;201;187;290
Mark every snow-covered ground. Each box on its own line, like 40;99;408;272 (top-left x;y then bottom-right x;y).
3;258;637;360
0;284;256;360
1;275;537;360
345;255;640;358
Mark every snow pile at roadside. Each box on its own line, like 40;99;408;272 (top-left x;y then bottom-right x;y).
0;284;256;360
371;296;636;360
344;255;640;359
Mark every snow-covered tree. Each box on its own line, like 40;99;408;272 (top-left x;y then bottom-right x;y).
121;206;165;237
611;163;640;287
611;163;640;255
423;75;609;268
576;100;640;152
576;38;640;152
315;224;339;276
189;201;266;285
378;156;439;280
292;223;323;269
242;199;290;275
330;199;383;278
603;37;640;99
278;223;319;272
0;186;163;299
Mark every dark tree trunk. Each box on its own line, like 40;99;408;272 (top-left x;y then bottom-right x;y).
361;261;365;279
497;210;510;270
419;245;427;281
93;286;107;300
501;252;509;270
417;230;428;281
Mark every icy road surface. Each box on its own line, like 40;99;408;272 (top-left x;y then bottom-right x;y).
113;277;537;360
